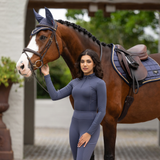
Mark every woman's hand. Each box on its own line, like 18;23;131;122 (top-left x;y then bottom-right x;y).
77;132;91;147
41;64;49;76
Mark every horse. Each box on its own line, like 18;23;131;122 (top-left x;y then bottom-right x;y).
16;8;160;160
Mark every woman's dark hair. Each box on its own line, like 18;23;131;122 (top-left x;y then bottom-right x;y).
75;49;103;79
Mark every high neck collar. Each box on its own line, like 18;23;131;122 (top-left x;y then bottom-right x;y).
83;73;95;78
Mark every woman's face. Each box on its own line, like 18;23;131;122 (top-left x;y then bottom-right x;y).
80;55;95;75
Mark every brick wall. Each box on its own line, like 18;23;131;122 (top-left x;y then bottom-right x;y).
0;0;28;159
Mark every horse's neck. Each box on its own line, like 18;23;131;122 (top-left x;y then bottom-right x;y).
59;23;103;78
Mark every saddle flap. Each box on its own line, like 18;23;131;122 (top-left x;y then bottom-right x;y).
117;51;148;81
132;56;148;80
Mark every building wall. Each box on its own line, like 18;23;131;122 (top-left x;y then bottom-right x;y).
0;0;28;159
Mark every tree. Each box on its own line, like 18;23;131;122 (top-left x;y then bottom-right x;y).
66;9;159;54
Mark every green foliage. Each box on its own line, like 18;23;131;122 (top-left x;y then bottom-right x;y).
0;56;23;87
37;57;72;98
65;9;85;21
66;9;159;54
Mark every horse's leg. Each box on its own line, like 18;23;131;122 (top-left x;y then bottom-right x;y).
102;117;117;160
90;152;94;160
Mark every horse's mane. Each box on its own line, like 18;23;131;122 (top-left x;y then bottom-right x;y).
56;19;112;48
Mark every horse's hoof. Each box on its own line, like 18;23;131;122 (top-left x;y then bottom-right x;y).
104;155;114;160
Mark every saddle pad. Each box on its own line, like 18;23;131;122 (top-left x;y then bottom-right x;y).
111;44;160;86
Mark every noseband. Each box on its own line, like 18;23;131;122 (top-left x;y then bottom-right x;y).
22;23;61;93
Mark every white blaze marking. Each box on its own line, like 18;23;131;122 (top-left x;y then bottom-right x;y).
16;35;39;68
26;35;39;58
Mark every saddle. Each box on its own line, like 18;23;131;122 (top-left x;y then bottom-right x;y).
115;44;148;94
116;44;148;122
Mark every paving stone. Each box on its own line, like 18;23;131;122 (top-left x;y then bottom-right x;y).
23;128;160;160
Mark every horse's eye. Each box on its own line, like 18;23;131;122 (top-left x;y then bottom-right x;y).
40;35;47;40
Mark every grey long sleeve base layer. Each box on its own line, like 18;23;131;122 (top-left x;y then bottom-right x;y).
44;73;106;160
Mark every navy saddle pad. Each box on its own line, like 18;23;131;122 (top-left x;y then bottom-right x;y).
111;44;160;86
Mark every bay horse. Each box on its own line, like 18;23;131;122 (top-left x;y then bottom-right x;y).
16;8;160;160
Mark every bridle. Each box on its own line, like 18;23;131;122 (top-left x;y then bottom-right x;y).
22;23;61;93
23;23;60;70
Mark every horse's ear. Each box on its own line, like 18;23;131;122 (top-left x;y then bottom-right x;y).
33;9;43;23
45;7;55;26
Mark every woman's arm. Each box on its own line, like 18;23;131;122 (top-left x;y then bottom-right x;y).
44;75;72;100
87;80;107;135
41;64;72;100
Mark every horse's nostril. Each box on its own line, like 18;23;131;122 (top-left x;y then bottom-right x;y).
20;64;24;70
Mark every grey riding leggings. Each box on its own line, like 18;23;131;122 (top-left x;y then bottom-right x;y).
69;110;100;160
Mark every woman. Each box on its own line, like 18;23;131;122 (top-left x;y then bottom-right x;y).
41;49;107;160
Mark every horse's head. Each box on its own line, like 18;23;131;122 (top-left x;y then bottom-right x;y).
16;7;62;77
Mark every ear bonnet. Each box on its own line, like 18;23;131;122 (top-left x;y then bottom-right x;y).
31;7;57;36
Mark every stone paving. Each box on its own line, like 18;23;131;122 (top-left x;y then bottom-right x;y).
24;128;160;160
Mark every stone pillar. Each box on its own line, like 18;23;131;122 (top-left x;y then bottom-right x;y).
24;8;37;145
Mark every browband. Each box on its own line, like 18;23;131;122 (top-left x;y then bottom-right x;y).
31;22;58;36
